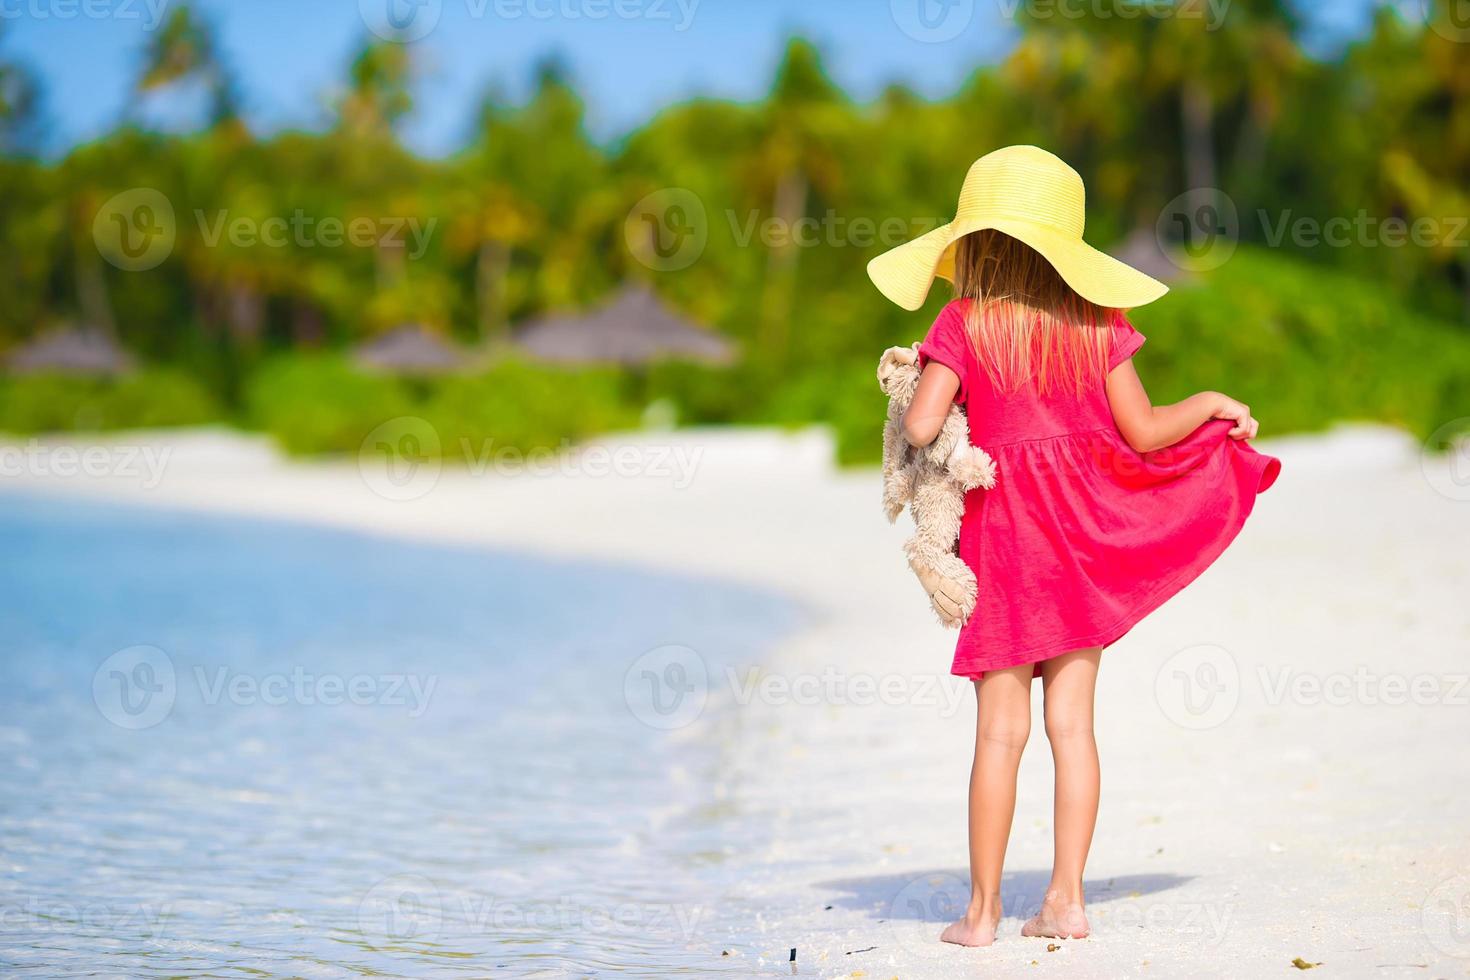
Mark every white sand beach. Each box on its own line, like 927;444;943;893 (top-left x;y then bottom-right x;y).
5;423;1470;978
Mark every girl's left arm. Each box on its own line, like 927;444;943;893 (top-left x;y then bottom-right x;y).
902;362;962;447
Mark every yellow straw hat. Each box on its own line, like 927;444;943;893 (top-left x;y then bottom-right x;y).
867;145;1168;311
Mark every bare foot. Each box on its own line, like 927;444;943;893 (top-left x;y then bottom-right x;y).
1021;894;1089;940
939;910;1000;947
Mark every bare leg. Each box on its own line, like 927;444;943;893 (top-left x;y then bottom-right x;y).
1022;646;1102;940
940;664;1033;947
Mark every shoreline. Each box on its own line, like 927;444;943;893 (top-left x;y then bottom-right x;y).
6;422;1470;977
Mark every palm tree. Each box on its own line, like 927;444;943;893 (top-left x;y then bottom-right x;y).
336;40;414;141
0;54;41;154
745;40;849;356
135;4;241;130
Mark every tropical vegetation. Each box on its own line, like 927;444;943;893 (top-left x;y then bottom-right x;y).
1;1;1468;463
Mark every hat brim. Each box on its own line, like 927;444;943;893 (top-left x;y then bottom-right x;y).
867;216;1169;312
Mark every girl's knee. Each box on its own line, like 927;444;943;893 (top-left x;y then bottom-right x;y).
978;711;1031;751
1042;711;1094;743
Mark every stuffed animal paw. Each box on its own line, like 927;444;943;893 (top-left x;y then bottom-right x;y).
910;555;977;627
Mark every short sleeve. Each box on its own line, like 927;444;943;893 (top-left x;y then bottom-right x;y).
1107;316;1146;371
916;302;971;403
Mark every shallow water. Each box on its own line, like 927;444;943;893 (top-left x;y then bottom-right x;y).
0;496;802;977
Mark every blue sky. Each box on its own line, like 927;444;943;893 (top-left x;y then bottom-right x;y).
3;0;1383;157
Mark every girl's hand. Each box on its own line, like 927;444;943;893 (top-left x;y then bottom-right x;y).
1213;394;1259;440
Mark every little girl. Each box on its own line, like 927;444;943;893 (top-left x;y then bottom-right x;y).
867;146;1279;947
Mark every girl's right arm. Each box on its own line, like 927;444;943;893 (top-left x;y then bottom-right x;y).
1105;359;1258;454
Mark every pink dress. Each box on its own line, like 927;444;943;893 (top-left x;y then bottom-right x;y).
917;299;1281;678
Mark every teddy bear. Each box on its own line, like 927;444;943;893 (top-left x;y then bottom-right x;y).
878;343;997;628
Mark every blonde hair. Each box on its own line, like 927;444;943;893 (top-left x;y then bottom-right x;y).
953;229;1117;395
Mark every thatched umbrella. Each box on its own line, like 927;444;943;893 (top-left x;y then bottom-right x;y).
353;324;466;376
513;285;736;366
5;326;135;376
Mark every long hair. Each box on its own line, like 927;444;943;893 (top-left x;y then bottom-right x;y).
952;229;1117;395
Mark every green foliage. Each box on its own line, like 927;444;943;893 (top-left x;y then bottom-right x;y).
3;10;1470;461
0;369;218;433
1134;248;1470;440
240;354;636;459
640;361;764;426
761;358;884;466
243;354;414;455
422;361;635;458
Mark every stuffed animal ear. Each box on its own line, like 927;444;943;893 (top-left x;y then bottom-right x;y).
877;345;922;397
877;344;917;379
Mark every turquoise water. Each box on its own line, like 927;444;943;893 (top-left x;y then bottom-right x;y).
0;496;802;977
